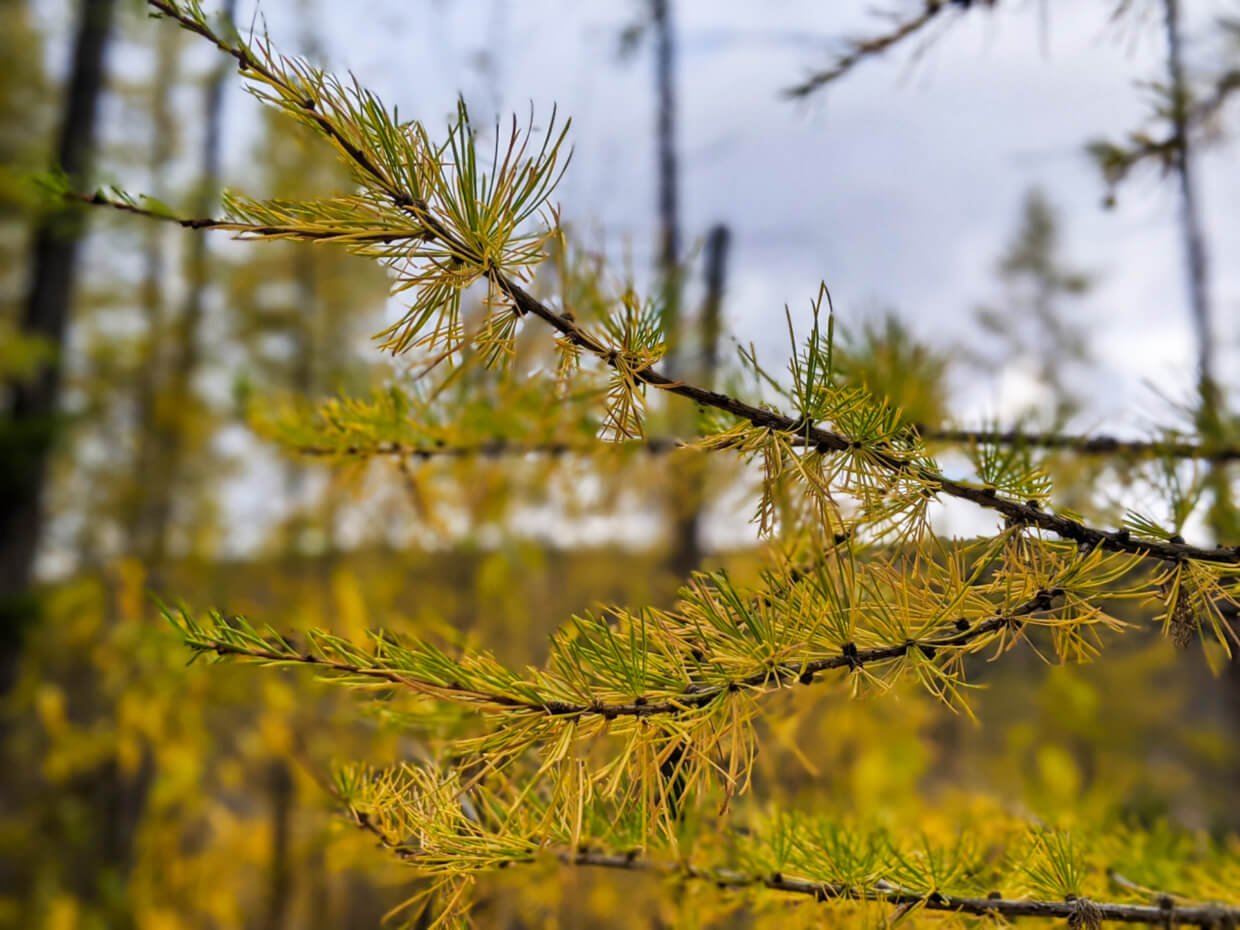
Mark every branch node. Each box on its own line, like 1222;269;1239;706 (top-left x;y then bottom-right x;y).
841;642;860;670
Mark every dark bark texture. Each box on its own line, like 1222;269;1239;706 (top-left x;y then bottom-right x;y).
0;0;117;693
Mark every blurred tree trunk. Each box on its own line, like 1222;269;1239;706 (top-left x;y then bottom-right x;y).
264;760;294;930
669;225;730;583
127;23;179;555
1160;0;1240;763
698;226;730;390
651;0;731;584
138;0;237;577
0;0;117;693
1161;1;1240;799
1161;0;1227;525
650;0;698;582
652;0;680;346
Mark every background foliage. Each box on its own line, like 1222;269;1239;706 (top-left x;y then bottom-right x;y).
2;2;1239;929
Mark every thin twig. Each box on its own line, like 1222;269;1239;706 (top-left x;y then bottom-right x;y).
292;436;689;461
1110;67;1240;179
497;272;1240;565
784;1;964;98
285;427;1240;466
555;849;1240;927
70;191;420;243
920;426;1240;464
352;826;1240;929
1108;868;1190;906
56;198;1240;474
194;591;1059;720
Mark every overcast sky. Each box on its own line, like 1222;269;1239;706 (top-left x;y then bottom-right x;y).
215;0;1240;434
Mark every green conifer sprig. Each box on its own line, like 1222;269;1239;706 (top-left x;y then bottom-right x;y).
101;6;1240;571
84;7;1240;924
148;0;570;359
163;533;1151;829
335;762;1240;930
127;0;1237;790
233;377;1240;469
165;541;1124;721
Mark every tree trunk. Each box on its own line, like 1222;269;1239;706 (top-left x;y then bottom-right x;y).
1161;0;1240;801
138;0;237;577
127;24;179;556
652;0;680;348
669;225;730;583
264;760;294;930
649;0;701;582
0;0;117;693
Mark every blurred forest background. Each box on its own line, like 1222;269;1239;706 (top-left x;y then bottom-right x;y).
1;1;1238;928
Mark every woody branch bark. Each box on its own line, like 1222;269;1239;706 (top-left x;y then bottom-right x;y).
350;812;1240;930
188;590;1059;720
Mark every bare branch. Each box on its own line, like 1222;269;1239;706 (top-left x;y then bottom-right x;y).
784;1;970;99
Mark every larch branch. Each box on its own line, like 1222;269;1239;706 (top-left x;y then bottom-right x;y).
285;427;1240;466
353;824;1240;930
188;591;1058;721
134;1;1240;568
555;849;1240;928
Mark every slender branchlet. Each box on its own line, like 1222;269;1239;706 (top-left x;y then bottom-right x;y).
166;534;1151;824
1090;67;1240;196
783;1;979;99
336;764;1240;930
168;586;1068;721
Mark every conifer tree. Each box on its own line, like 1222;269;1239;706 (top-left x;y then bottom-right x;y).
75;2;1240;928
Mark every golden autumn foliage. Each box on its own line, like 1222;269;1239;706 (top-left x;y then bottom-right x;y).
4;2;1240;930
